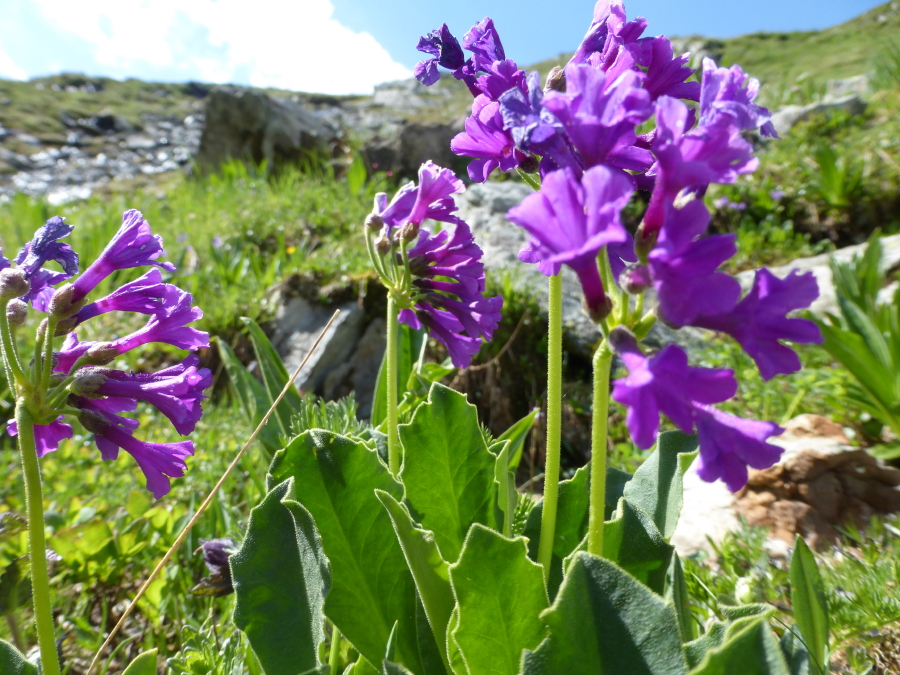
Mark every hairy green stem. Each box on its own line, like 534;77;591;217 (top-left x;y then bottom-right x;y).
329;623;342;675
15;404;61;675
587;340;613;558
41;317;58;395
0;300;28;386
537;273;563;578
386;296;401;477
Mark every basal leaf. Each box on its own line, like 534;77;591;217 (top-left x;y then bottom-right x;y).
492;441;517;538
232;480;329;675
122;650;159;675
664;553;695;642
496;409;539;471
269;431;423;673
0;639;39;675
449;526;548;675
521;553;687;675
687;618;789;675
376;490;454;675
624;431;698;539
779;626;812;675
399;384;498;562
603;498;674;594
684;622;727;669
789;537;829;675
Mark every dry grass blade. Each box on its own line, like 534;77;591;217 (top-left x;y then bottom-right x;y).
85;309;342;675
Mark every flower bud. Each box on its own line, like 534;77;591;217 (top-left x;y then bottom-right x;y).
49;372;67;387
544;66;566;92
78;409;110;434
608;325;641;355
375;235;391;258
632;312;658;340
634;224;658;262
583;294;613;324
6;299;27;328
621;264;651;295
0;268;29;300
83;343;118;366
54;317;78;336
516;152;540;175
365;212;385;232
71;368;109;397
48;284;85;320
400;221;420;243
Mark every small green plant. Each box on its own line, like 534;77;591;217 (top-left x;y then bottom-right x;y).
872;39;900;91
805;144;865;212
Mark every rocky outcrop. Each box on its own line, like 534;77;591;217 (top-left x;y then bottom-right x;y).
770;92;868;136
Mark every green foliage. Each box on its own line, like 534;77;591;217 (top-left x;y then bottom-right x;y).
0;639;39;675
231;480;329;675
872;39;900;90
804;145;865;213
372;325;426;427
168;621;259;675
789;537;829;675
688;618;789;675
121;649;159;675
291;393;367;439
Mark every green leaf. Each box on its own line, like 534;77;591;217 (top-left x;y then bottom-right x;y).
449;525;548;675
664;554;695;642
376;490;454;674
446;608;469;675
779;626;811;675
399;384;498;562
688;618;789;675
372;323;426;426
684;622;727;669
789;537;829;675
383;661;416;675
492;441;517;538
346;657;381;675
624;431;698;539
0;558;26;614
603;498;673;594
0;640;39;675
496;409;539;471
122;649;159;675
232;479;329;675
269;431;424;673
522;553;687;675
241;317;304;440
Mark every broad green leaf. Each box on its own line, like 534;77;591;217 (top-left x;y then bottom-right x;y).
446;608;469;675
603;498;674;594
684;622;727;669
779;626;811;675
384;662;416;675
122;649;159;675
449;525;548;675
789;537;829;675
492;441;517;537
0;640;39;675
606;466;633;518
688;618;789;675
664;554;695;642
497;409;539;471
241;317;304;440
269;431;424;673
624;431;698;539
346;657;381;675
232;480;329;675
414;592;448;675
372;324;426;426
376;490;454;674
399;384;498;562
522;553;687;675
719;604;775;622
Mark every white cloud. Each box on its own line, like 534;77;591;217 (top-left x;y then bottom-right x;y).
0;45;27;80
30;0;412;94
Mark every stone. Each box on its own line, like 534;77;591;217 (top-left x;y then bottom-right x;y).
322;317;386;419
843;497;874;528
784;449;832;483
671;463;741;558
270;296;366;395
770;94;868;136
735;490;777;526
825;75;870;101
197;86;338;174
799;472;844;521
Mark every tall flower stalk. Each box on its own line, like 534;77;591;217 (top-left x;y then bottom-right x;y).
1;211;210;672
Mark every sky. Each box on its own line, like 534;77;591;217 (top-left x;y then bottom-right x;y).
0;0;886;96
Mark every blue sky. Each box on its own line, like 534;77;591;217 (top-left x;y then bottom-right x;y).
0;0;886;95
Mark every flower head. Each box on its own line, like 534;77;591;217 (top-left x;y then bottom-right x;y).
414;24;466;86
75;269;172;324
699;58;777;137
371;162;465;236
15;216;79;278
192;538;237;597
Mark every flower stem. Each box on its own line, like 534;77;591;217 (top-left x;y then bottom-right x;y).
537;273;563;578
587;339;613;558
0;299;28;387
386;296;401;477
15;404;61;675
41;317;58;394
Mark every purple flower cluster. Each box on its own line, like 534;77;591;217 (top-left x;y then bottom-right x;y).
369;162;502;368
6;210;211;499
416;1;823;490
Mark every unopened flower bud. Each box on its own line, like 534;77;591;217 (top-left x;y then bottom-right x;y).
49;372;67;387
400;221;420;243
6;299;27;327
83;343;118;366
78;409;110;434
375;236;391;258
608;326;641;355
54;317;77;336
621;264;651;295
634;224;658;262
365;213;384;232
71;368;109;397
516;152;540;174
544;66;566;92
0;268;29;300
48;284;85;320
583;294;613;324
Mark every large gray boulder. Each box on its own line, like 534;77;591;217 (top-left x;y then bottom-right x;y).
770;94;867;136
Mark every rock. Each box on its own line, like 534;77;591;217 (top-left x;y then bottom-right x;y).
322;318;386;419
735;490;777;526
770;94;868;136
270;296;366;395
197;86;338;174
364;121;460;177
825;75;870;101
799;472;844;521
671;463;741;558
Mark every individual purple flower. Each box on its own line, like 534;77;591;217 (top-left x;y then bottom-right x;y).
473;59;526;101
110;287;209;354
647;200;742;326
641;37;701;102
571;0;646;73
414;301;486;369
414;24;466;86
610;341;736;449
15;216;79;278
694;269;822;380
462;18;505;67
55;333;93;373
507;165;632;320
193;538;237;597
452;96;521;182
542;65;654;172
7;416;73;457
75;269;171;324
699;58;777;138
372;162;464;235
21;269;69;311
694;405;784;492
72;210;175;302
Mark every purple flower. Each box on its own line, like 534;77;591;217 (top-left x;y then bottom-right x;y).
542;65;653;172
414;24;466;86
193;538;237;596
462;17;506;70
451;96;520;182
372;162;464;234
699;58;777;138
770;190;785;201
694;269;822;380
55;332;93;373
506;165;631;319
75;269;171;324
111;287;209;353
571;0;646;73
15;216;79;278
647;200;742;326
91;356;212;435
412;301;485;368
694;405;784;492
642;37;700;102
611;342;736;449
21;269;69;311
473;59;526;101
72;210;175;302
7;417;73;458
